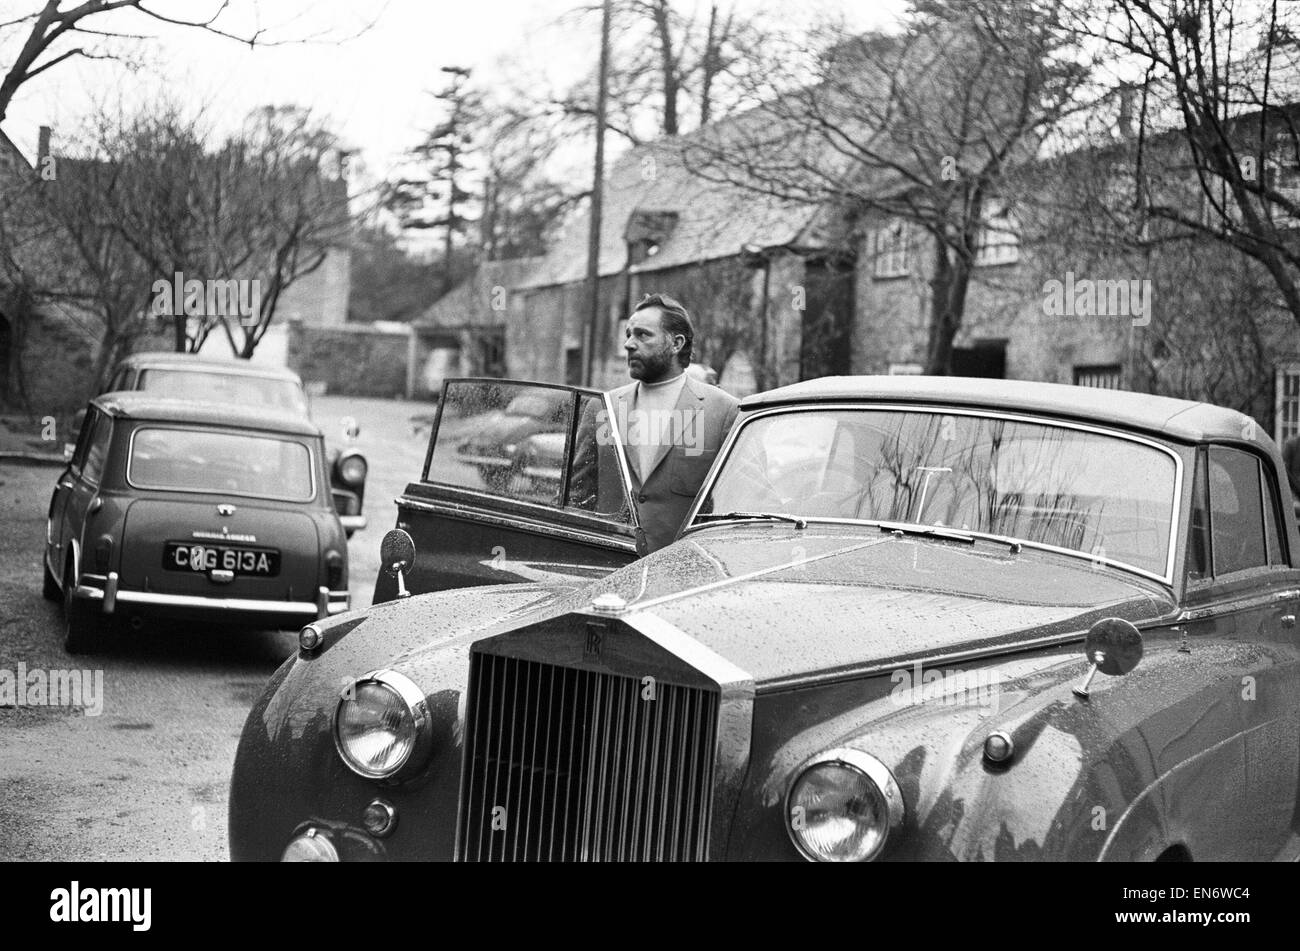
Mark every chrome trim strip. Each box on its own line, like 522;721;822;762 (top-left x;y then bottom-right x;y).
622;611;754;862
602;390;643;533
396;494;639;552
760;610;1180;693
683;402;1185;586
1176;586;1300;621
125;424;319;503
84;588;323;615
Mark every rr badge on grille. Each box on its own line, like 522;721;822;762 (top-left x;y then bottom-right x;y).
584;621;606;659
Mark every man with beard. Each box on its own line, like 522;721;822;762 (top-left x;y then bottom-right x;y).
606;294;739;552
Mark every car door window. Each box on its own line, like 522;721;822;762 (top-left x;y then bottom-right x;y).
1260;460;1287;565
424;380;632;525
80;413;113;485
1208;446;1269;576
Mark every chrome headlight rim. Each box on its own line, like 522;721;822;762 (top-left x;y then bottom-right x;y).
332;668;432;781
784;747;905;863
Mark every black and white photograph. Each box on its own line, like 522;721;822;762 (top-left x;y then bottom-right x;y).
0;0;1296;908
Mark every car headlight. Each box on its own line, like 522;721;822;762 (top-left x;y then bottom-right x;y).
333;670;432;780
337;452;367;485
785;748;904;862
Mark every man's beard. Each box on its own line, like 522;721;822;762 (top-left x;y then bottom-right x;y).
628;348;676;382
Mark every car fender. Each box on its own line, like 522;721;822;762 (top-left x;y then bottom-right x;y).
740;638;1209;862
230;578;596;861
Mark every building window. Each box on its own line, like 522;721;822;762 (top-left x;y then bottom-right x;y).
1074;364;1122;389
1275;363;1300;444
1266;133;1300;229
974;200;1020;267
871;219;910;278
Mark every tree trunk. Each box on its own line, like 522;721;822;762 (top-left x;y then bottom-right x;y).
924;241;972;376
700;3;719;127
652;0;679;136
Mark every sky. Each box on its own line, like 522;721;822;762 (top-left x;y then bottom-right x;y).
2;0;907;186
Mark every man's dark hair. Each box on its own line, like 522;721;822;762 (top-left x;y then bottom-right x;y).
633;293;693;367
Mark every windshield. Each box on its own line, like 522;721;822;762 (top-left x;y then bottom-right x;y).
128;427;315;501
136;369;310;415
696;409;1179;577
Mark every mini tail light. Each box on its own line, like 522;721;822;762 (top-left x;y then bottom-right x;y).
94;534;114;572
326;550;344;589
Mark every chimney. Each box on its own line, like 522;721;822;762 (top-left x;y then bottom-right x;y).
37;125;51;165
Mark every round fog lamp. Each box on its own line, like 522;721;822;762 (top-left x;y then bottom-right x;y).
281;828;338;862
786;749;903;862
362;799;398;837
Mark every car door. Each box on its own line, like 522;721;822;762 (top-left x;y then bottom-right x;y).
1172;443;1300;856
51;408;113;587
374;379;644;601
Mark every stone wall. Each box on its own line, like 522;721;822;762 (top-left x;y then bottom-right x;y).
287;319;411;398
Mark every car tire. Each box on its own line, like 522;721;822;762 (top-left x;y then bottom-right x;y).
42;557;61;602
62;558;102;655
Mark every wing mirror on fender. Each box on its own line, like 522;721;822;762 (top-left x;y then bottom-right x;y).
380;529;417;599
1072;617;1144;699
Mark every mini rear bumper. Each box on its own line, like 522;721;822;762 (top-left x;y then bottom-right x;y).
76;572;350;625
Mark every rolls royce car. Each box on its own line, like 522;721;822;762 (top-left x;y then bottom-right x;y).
97;352;368;535
45;393;351;653
230;376;1300;861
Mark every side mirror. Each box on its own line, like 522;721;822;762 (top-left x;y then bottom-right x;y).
380;529;416;599
1073;617;1143;699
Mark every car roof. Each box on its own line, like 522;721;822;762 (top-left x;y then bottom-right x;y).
90;392;322;437
116;351;303;383
741;376;1264;446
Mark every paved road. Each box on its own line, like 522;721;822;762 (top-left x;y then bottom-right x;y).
0;394;436;860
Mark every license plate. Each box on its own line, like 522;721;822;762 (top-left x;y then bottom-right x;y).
164;542;281;577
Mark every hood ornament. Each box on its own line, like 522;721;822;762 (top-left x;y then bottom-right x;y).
590;593;627;614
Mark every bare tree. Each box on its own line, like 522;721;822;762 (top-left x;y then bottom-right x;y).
0;1;273;125
681;1;1089;374
1062;0;1300;328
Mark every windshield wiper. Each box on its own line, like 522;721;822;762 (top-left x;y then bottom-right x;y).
875;520;975;543
696;511;808;529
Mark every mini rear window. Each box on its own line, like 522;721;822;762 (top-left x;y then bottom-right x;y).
128;427;314;501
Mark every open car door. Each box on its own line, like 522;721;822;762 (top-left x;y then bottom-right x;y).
373;378;644;602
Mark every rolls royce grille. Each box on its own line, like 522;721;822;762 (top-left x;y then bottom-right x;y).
457;652;720;861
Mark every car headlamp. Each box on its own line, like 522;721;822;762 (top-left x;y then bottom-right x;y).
338;453;367;486
333;670;431;780
785;748;904;862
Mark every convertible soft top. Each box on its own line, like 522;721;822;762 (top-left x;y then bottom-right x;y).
742;375;1261;446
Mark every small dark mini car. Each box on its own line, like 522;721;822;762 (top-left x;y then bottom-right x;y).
98;352;368;535
230;376;1300;862
45;393;351;653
